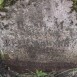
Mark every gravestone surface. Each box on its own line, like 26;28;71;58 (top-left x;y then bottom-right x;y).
0;0;77;72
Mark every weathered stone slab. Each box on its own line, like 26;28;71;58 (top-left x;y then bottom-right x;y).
0;0;77;72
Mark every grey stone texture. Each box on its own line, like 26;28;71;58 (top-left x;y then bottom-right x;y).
0;0;77;64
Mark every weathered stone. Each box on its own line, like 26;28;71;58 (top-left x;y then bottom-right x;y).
55;68;77;77
0;0;77;72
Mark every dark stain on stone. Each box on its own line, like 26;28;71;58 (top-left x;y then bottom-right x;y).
0;22;9;30
60;21;64;29
55;2;59;7
4;59;77;73
54;17;59;28
27;46;37;60
61;0;63;3
76;13;77;20
3;38;10;47
3;24;9;30
55;37;70;47
70;20;73;26
16;12;25;31
64;37;69;47
27;0;37;5
75;23;77;26
17;41;67;64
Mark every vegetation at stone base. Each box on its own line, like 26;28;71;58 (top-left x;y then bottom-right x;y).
0;0;4;8
0;0;77;12
34;70;48;77
0;68;77;77
0;70;56;77
71;0;77;12
18;68;77;77
0;0;18;9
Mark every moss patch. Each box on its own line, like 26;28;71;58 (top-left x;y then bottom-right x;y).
0;0;18;9
71;0;77;12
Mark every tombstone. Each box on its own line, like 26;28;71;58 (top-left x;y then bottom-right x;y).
0;0;77;73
